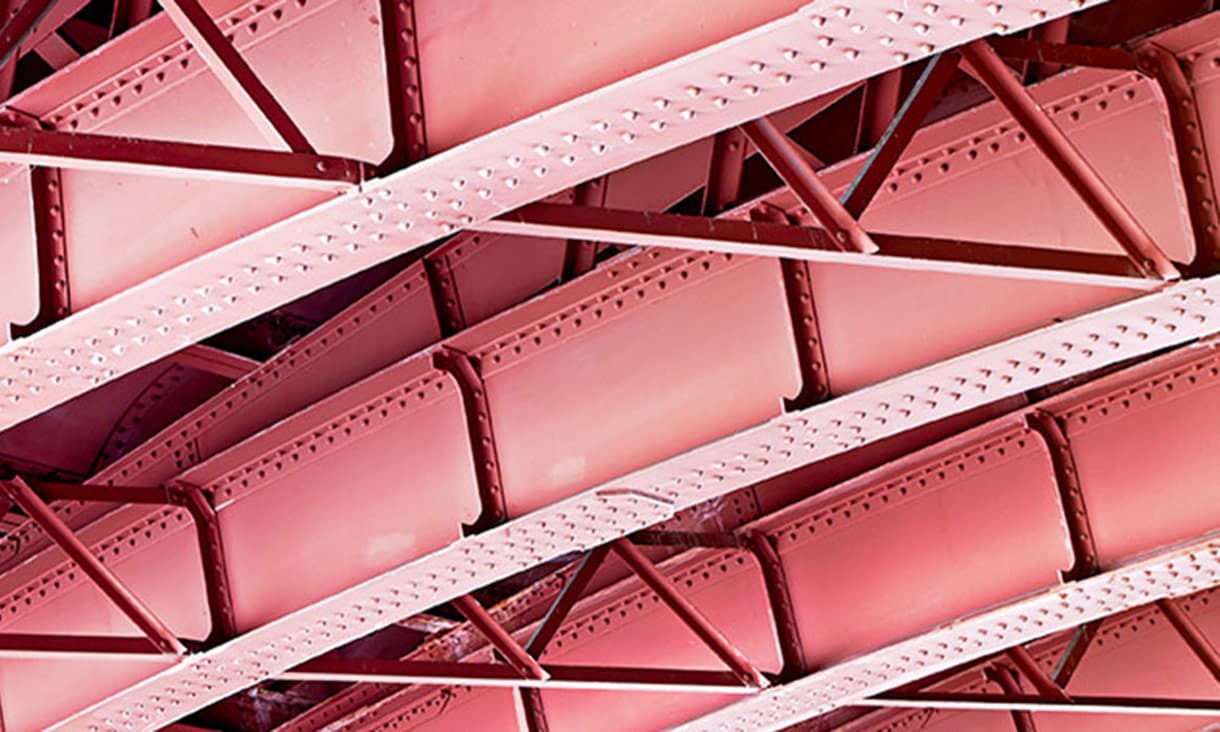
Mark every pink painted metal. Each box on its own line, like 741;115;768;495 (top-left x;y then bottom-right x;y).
0;0;1112;432
5;1;1220;731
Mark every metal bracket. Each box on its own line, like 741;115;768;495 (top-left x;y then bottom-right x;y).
1025;410;1098;582
3;110;68;338
378;0;426;173
746;529;806;682
432;346;507;532
1138;44;1220;276
168;483;238;646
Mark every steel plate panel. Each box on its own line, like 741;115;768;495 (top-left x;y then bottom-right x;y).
1065;359;1220;567
776;430;1070;668
482;255;800;517
196;371;480;628
811;263;1139;393
819;69;1193;261
13;0;389;309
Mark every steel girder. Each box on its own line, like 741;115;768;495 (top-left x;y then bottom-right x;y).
2;1;1220;732
290;338;1220;731
0;0;1112;432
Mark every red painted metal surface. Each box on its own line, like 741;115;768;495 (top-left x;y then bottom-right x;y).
0;1;1219;731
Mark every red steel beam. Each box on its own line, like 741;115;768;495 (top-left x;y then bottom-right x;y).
158;0;314;153
525;545;611;658
841;53;960;218
987;37;1140;71
0;633;170;659
611;538;767;689
1025;410;1099;581
1138;43;1220;275
985;666;1039;732
431;346;507;531
865;693;1220;717
170;344;258;381
109;0;154;38
478;204;1155;288
959;39;1178;281
452;595;548;681
1004;646;1071;701
742;117;877;254
0;477;187;655
1051;619;1102;687
281;659;751;694
0;125;365;189
376;0;426;172
0;0;53;67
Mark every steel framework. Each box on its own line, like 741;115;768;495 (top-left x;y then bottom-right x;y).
0;0;1216;731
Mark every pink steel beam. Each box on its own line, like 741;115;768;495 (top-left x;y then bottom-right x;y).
478;204;1156;288
959;39;1178;281
41;264;1220;731
742;117;878;254
674;536;1220;731
157;0;314;152
864;693;1220;717
0;126;366;189
0;477;187;656
0;0;1116;434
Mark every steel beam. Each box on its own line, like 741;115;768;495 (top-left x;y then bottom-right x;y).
747;530;806;681
1051;619;1102;687
0;633;171;659
0;0;53;67
959;39;1177;281
478;204;1156;288
281;659;752;694
702;129;747;215
673;537;1220;731
29;479;238;644
432;346;507;531
864;693;1220;717
525;546;610;658
377;0;426;173
11;164;68;337
158;0;314;152
561;177;607;281
742;117;876;254
452;595;548;681
0;125;365;189
109;0;154;38
0;0;1119;434
1005;646;1070;701
985;665;1039;732
170;344;258;380
1025;410;1099;581
0;477;186;655
1138;44;1220;275
841;54;960;218
611;539;767;689
987;38;1139;71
